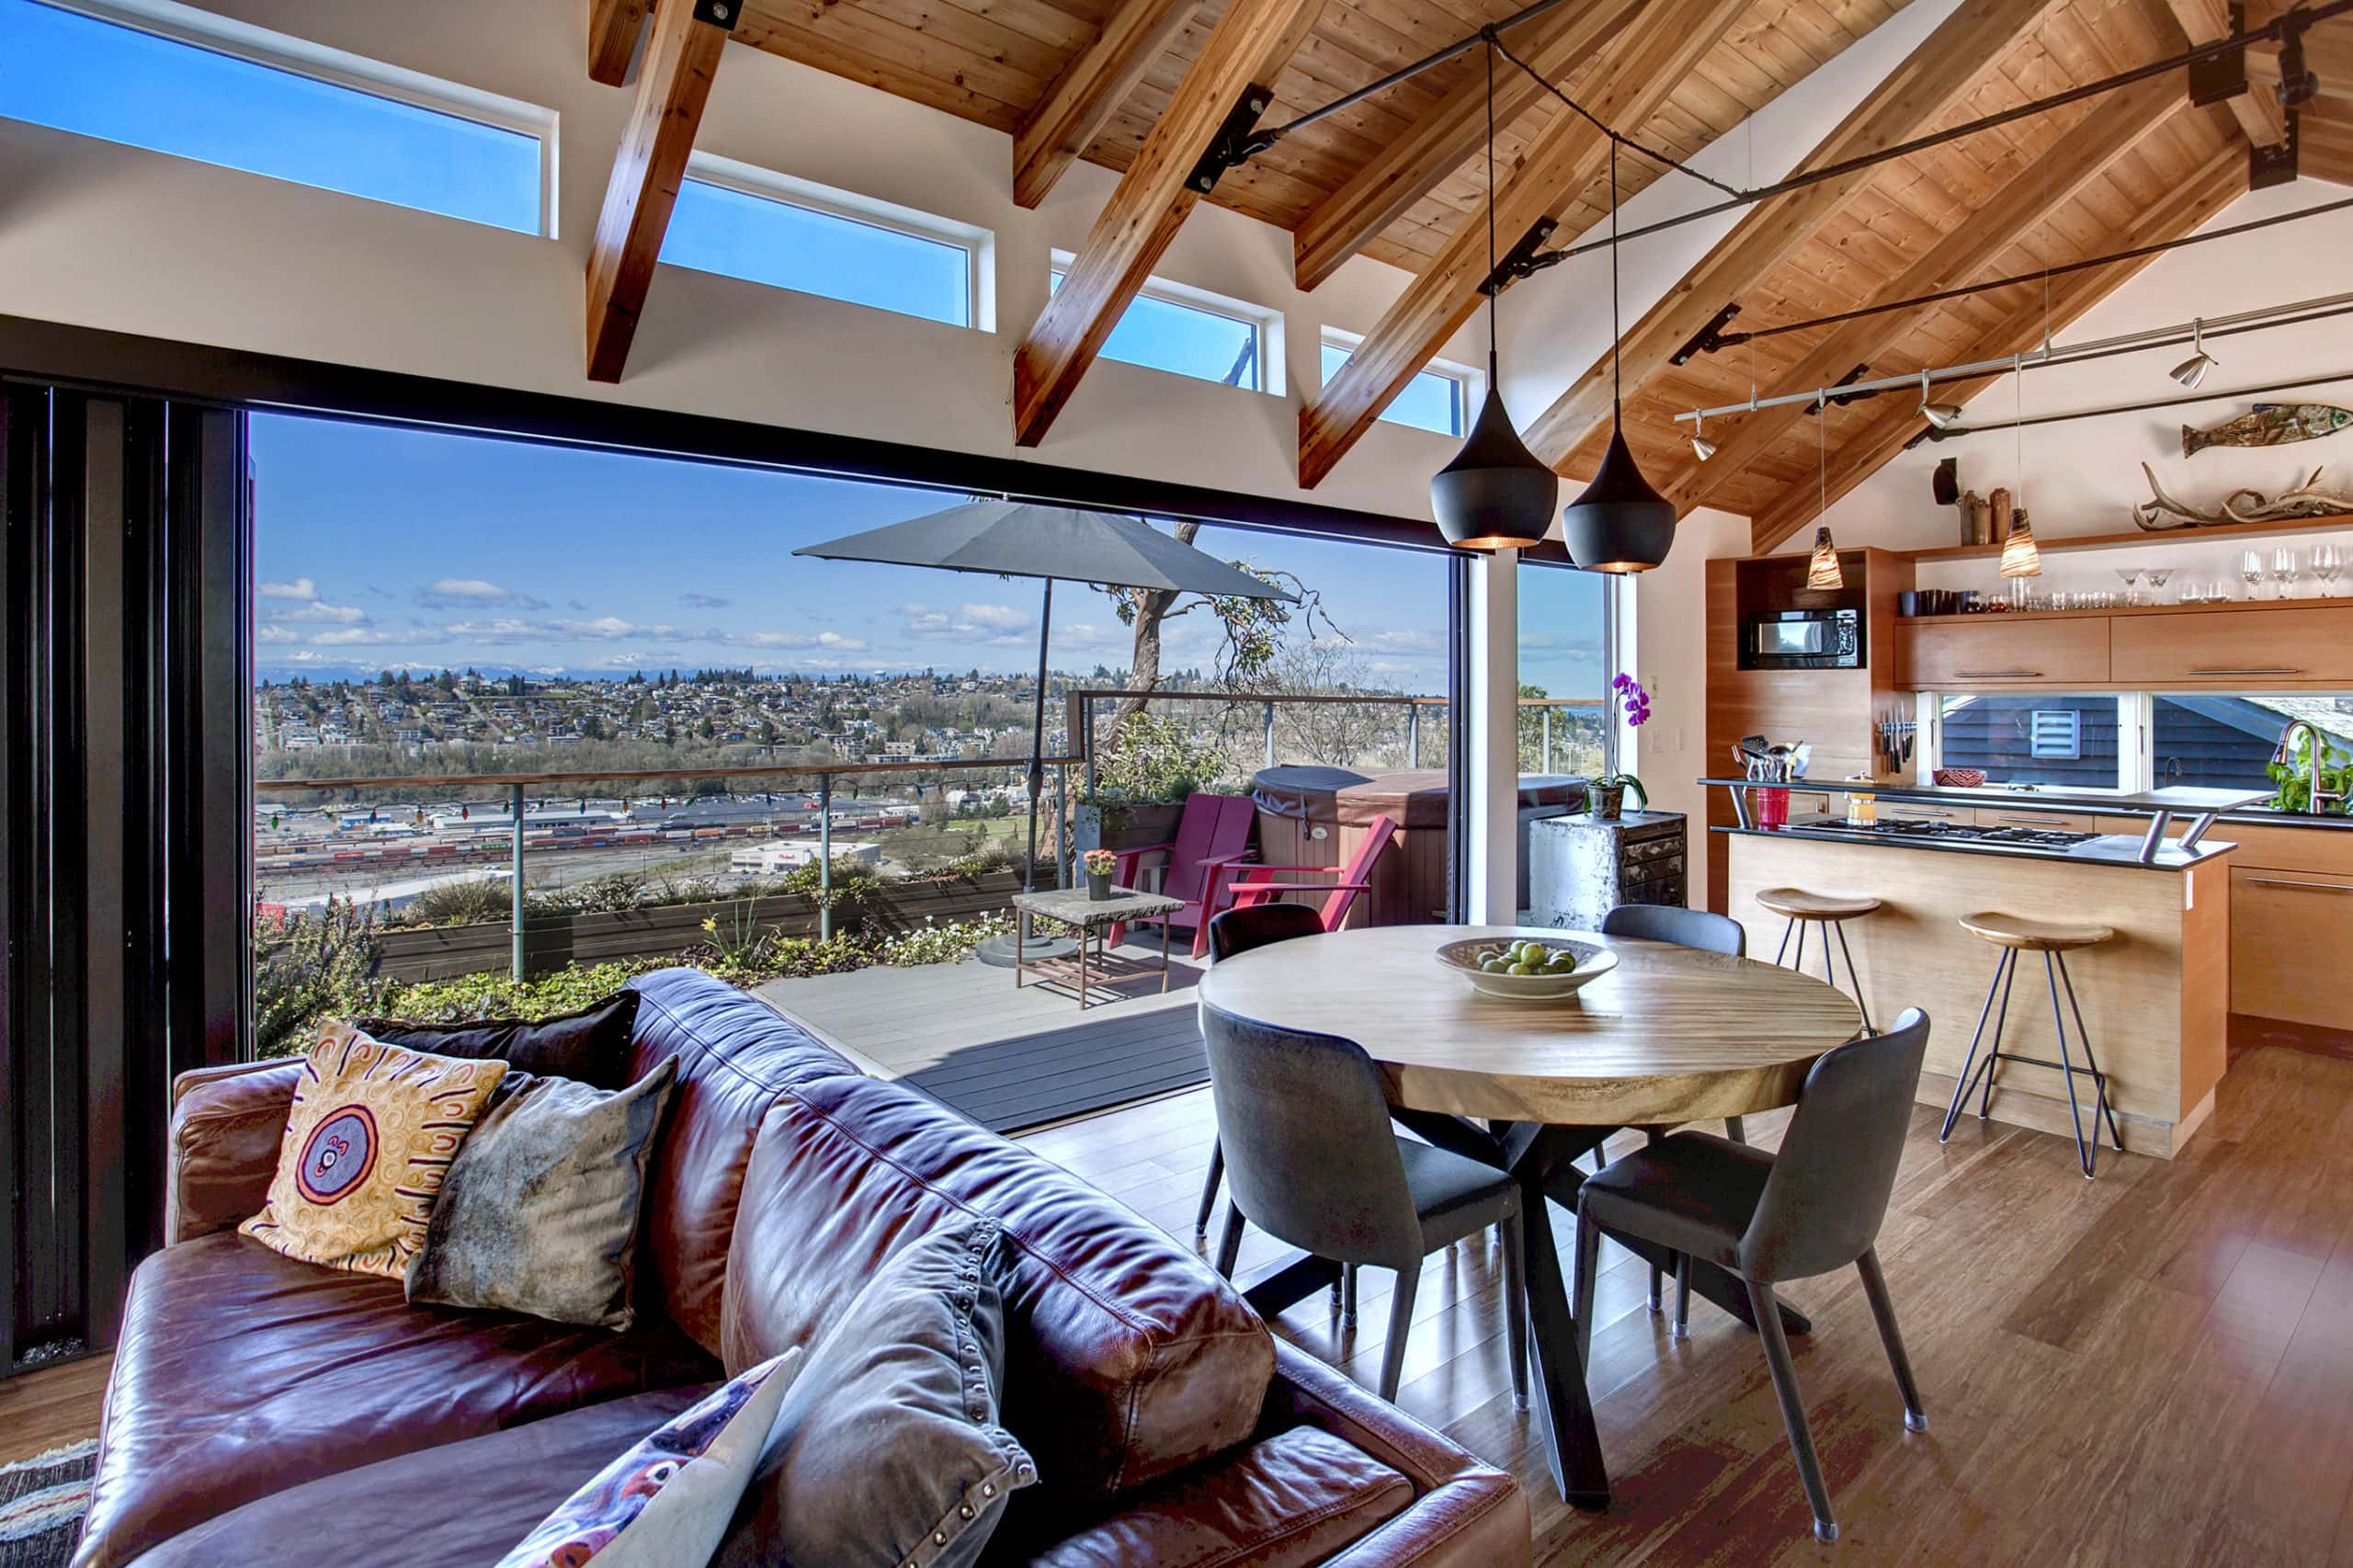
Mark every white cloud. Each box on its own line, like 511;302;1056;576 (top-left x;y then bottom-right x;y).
255;625;301;644
902;602;1035;645
960;603;1027;630
681;592;733;609
415;577;550;611
1359;628;1442;653
267;600;370;625
257;577;318;601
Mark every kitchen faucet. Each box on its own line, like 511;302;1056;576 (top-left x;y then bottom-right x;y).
2272;720;2348;814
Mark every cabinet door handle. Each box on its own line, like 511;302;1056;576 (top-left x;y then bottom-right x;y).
2187;666;2302;676
1954;669;2043;678
2245;876;2353;893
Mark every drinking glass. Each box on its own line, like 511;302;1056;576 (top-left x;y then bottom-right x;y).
2144;567;2173;601
2274;547;2301;599
2113;566;2141;605
2315;543;2345;597
2243;550;2268;599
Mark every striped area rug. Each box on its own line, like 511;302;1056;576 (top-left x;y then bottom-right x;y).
0;1440;96;1568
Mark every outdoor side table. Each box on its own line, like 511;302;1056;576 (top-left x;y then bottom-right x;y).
1010;886;1186;1006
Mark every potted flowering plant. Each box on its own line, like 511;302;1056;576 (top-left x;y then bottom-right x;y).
1082;847;1120;901
1587;675;1653;821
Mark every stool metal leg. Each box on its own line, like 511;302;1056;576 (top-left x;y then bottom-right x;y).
1831;918;1875;1033
1774;915;1798;965
1978;953;2018;1121
1942;948;2014;1142
2056;953;2127;1153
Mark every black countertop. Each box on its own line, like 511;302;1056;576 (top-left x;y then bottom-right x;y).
1712;814;2234;870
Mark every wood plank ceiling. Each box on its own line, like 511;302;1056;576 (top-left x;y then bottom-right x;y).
598;0;2334;541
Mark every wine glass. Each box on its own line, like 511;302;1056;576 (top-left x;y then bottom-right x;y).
2144;567;2174;602
2273;547;2301;599
2243;550;2268;599
2314;543;2344;597
2114;566;2141;606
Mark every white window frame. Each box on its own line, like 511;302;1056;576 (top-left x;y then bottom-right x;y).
1050;252;1284;396
682;152;995;331
1319;328;1480;437
19;0;561;236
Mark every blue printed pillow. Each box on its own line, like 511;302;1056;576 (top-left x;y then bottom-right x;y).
494;1350;801;1568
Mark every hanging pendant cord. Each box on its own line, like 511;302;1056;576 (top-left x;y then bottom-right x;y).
1489;30;1744;199
1486;38;1499;385
1608;138;1621;416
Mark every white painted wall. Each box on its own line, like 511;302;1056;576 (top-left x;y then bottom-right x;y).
1629;506;1749;900
0;0;1490;519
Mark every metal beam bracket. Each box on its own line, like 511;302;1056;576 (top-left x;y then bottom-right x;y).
691;0;744;27
1669;301;1743;365
1802;363;1871;415
2275;9;2319;108
2188;3;2248;106
1187;85;1277;195
1476;218;1563;298
2251;108;2301;189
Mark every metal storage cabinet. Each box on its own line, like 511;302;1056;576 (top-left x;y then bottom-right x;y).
1527;811;1689;929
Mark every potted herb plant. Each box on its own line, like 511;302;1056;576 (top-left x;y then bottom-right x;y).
1586;675;1653;821
1083;847;1119;901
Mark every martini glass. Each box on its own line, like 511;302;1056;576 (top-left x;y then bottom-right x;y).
2143;567;2173;603
2114;566;2141;606
2314;543;2344;597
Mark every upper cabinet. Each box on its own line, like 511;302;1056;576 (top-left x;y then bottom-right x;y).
1897;617;2110;689
2109;605;2353;686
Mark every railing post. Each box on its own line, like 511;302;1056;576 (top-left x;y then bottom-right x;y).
1541;708;1553;775
1263;701;1276;767
818;773;833;942
509;782;526;983
1408;705;1421;769
1082;697;1097;799
1053;764;1068;888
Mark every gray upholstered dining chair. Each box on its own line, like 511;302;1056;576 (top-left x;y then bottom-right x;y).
1199;998;1528;1407
1570;1008;1932;1543
1196;903;1327;1236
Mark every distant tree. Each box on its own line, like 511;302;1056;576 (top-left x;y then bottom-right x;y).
1097;522;1338;731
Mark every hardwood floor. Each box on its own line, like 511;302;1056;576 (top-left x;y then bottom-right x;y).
1025;1044;2353;1565
0;1355;108;1465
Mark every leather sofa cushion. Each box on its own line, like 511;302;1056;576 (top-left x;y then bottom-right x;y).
1013;1425;1411;1568
356;986;642;1087
71;1233;718;1568
128;1386;713;1568
722;1073;1274;1517
623;970;863;1354
164;1059;303;1244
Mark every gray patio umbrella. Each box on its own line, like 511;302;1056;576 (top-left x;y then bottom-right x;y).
796;499;1297;960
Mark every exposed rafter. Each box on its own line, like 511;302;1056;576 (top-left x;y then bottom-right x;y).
1290;0;1641;292
1521;0;2052;472
2164;0;2290;145
1013;0;1325;447
585;0;730;382
1014;0;1198;210
1295;0;1752;490
1665;75;2193;515
587;0;653;85
1746;146;2249;551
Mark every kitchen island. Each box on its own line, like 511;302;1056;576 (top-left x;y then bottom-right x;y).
1702;780;2246;1158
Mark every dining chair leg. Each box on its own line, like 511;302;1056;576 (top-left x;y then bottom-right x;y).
1195;1137;1224;1237
1724;1116;1747;1144
1643;1130;1664;1312
1501;1210;1529;1411
1379;1264;1419;1402
1571;1207;1600;1373
1214;1201;1245;1279
1855;1247;1927;1433
1672;1253;1692;1341
1746;1278;1838;1543
1341;1263;1359;1325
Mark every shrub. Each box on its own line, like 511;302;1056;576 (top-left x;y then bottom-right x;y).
879;913;1010;968
372;960;668;1024
1086;713;1225;806
253;899;390;1057
410;876;515;927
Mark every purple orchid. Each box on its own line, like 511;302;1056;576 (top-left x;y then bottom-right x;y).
1612;674;1652;728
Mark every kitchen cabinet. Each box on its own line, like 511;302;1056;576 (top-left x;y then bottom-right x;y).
2230;866;2353;1029
2110;604;2353;686
1898;617;2109;688
1974;806;2105;834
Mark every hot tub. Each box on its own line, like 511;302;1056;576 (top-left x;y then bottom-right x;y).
1249;767;1586;926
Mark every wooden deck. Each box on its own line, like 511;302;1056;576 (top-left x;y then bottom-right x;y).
756;940;1207;1132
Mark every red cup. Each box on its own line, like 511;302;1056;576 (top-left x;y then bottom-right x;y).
1756;787;1790;828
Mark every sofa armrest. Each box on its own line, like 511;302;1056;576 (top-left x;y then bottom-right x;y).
1261;1342;1530;1567
163;1060;302;1244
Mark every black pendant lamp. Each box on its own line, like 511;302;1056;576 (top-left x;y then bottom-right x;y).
1430;41;1556;551
1561;142;1676;574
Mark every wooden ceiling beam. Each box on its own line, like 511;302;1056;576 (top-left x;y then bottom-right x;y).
585;0;730;382
1666;75;2190;516
1013;0;1198;210
1013;0;1326;447
2163;0;2289;144
1520;0;2053;471
1290;0;1642;293
1295;0;1752;490
588;0;653;85
1745;146;2248;552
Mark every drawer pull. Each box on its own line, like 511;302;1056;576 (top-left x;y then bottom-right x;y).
2245;876;2353;893
1955;669;2043;678
2188;666;2302;676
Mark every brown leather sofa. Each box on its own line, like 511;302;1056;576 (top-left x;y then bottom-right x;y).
75;969;1529;1568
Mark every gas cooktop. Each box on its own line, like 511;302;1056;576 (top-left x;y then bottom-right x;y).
1815;819;2100;848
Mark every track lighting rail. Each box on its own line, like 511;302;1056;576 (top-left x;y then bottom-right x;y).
1901;367;2353;445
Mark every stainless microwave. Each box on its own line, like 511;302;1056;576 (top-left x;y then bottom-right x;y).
1744;608;1861;669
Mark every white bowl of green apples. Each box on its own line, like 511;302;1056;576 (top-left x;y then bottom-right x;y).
1436;936;1619;1000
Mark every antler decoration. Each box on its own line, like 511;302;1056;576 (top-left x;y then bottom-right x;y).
2134;464;2353;530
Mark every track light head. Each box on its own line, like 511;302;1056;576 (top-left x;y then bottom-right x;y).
2170;352;2216;389
1920;400;1965;430
1692;434;1718;461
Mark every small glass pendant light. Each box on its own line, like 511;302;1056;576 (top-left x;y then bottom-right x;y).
1429;42;1555;551
1808;528;1844;589
1998;358;2041;578
1562;142;1675;574
1803;396;1843;589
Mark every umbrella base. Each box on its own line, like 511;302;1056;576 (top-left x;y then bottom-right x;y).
974;931;1078;969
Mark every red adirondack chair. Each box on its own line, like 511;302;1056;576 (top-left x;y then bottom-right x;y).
1212;813;1396;931
1106;792;1258;958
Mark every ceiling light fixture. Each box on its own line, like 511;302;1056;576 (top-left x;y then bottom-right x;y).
1918;369;1964;430
1562;141;1676;574
1429;39;1557;551
1691;412;1718;461
2169;316;2217;389
2000;357;2040;578
1805;401;1843;589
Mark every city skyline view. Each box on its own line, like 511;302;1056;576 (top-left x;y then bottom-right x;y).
251;413;1611;699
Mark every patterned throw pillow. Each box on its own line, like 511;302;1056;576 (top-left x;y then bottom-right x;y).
494;1350;802;1568
240;1021;507;1280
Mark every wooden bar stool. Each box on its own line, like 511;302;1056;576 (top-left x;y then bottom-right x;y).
1940;912;2126;1178
1756;888;1880;1032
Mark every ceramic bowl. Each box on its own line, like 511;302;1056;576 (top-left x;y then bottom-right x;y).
1435;937;1619;1001
1932;767;1987;788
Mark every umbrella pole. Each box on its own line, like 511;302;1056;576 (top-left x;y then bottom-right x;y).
1024;577;1051;892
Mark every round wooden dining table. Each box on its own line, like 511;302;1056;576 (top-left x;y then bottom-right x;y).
1196;924;1864;1509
